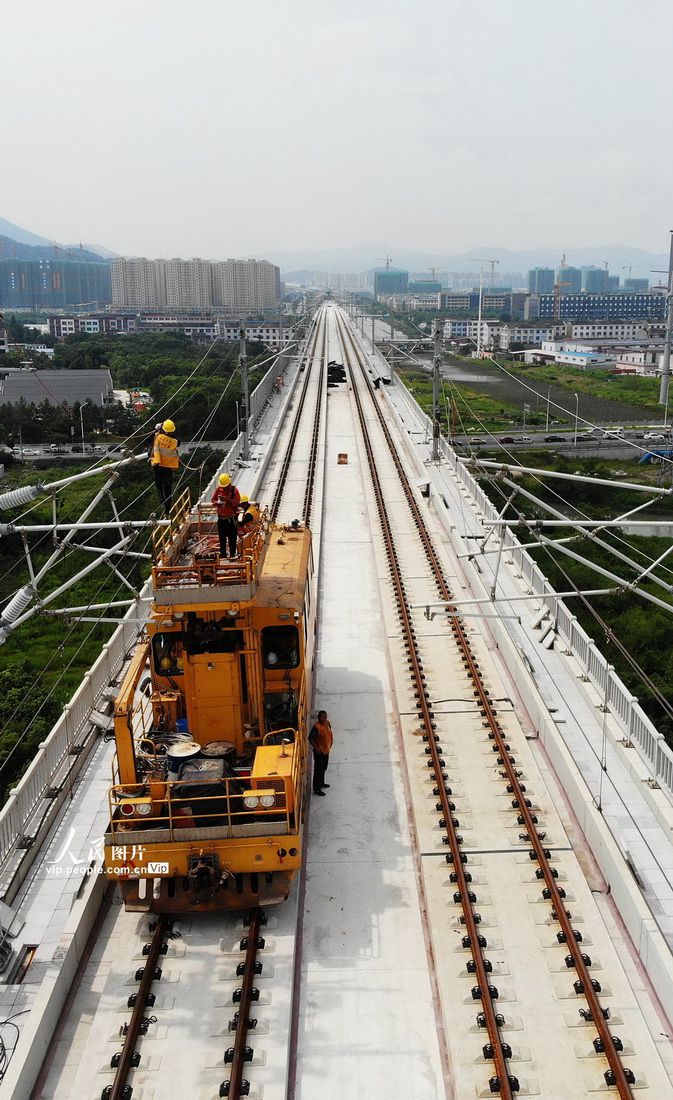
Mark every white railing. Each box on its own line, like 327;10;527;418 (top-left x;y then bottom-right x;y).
386;362;673;805
0;333;308;880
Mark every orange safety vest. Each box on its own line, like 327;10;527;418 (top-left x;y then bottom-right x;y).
151;432;179;469
310;719;333;754
239;502;260;526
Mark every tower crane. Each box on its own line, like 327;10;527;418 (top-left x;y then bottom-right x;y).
377;255;393;270
552;254;571;323
485;258;500;287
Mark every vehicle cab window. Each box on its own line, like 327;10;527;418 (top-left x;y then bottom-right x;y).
262;626;299;669
152;632;183;676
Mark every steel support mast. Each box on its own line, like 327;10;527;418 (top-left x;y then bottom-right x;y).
432;319;442;461
658;230;673;420
239;328;250;461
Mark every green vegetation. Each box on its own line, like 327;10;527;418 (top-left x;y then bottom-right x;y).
0;330;272;447
0;328;266;800
0;451;223;801
2;313;55;346
475;449;673;742
398;366;520;431
504;362;662;412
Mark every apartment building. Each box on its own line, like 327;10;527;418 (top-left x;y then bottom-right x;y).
111;258;165;309
0;259;111;309
164;258;212;310
111;256;281;313
212;259;281;314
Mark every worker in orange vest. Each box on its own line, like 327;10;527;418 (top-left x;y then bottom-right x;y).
309;710;333;796
150;419;180;516
212;472;241;558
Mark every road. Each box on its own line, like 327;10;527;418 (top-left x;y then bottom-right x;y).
3;439;232;463
451;427;673;460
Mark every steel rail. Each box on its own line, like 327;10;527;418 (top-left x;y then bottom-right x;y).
301;322;326;527
105;914;168;1100
269;308;326;523
224;908;265;1100
335;311;513;1097
337;311;636;1098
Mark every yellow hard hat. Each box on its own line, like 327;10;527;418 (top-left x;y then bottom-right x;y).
240;494;249;503
162;419;176;433
218;473;231;487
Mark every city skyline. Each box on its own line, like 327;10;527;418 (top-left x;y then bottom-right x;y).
3;0;673;258
0;214;669;281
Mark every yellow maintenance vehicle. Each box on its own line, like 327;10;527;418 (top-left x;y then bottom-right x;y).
104;491;315;912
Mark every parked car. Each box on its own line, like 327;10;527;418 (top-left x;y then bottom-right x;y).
512;436;532;443
71;444;94;453
644;431;667;441
467;438;486;446
544;434;565;443
499;435;515;443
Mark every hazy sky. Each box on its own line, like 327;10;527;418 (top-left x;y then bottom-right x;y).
4;0;673;258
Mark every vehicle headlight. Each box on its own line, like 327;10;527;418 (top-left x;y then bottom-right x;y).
136;802;152;816
259;793;275;808
243;794;259;809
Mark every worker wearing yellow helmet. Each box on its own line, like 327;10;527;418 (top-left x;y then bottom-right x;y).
211;471;241;559
150;419;180;516
238;494;260;529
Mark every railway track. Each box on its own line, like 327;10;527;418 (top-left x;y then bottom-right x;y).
26;303;669;1099
103;914;171;1100
98;315;331;1099
334;308;639;1098
95;908;269;1100
269;306;327;524
30;316;332;1100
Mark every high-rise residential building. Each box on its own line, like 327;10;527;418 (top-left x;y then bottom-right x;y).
111;256;281;313
374;269;408;298
583;267;610;293
527;267;554;294
211;259;281;313
583;267;620;293
0;259;111;309
625;277;649;291
111;257;165;309
164;258;212;310
557;266;582;294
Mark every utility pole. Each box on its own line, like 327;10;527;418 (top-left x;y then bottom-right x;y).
432;319;442;462
239;328;249;460
371;313;375;352
659;230;673;422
